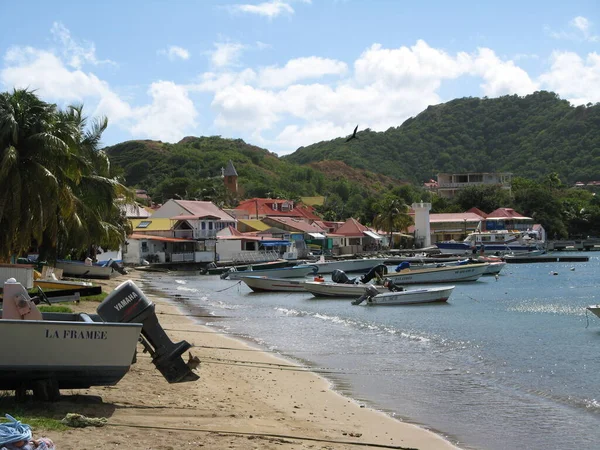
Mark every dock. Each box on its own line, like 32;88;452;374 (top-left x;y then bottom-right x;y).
504;255;589;264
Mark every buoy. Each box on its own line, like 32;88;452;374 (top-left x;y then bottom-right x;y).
494;274;499;281
570;267;575;271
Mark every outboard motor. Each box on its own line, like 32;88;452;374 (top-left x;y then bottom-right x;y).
109;260;128;275
97;280;199;383
352;285;380;305
395;261;410;272
331;269;356;284
359;264;388;284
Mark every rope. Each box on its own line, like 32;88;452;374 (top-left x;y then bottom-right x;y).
215;281;242;292
106;422;418;449
0;414;32;446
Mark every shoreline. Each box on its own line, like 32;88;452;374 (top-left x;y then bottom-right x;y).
48;270;462;449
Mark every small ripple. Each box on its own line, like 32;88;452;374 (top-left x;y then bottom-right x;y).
509;302;588;315
174;279;187;285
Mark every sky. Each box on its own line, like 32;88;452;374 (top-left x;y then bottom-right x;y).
1;0;598;155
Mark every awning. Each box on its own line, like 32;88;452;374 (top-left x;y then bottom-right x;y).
363;230;382;240
129;233;196;243
308;232;326;239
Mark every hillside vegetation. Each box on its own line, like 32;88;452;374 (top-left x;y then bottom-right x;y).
284;91;600;184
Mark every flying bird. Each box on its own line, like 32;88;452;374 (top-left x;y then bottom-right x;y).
345;125;359;142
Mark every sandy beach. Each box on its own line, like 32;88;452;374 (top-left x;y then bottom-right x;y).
20;270;461;449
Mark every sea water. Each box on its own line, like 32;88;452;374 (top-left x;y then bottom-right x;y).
142;254;600;450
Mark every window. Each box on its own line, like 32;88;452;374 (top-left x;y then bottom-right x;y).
141;241;148;252
272;203;278;210
137;221;151;229
201;222;206;230
208;222;213;230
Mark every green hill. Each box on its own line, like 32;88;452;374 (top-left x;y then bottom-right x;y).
283;91;600;184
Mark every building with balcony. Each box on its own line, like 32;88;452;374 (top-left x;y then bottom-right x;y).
433;172;512;198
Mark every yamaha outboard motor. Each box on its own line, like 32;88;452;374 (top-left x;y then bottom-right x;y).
331;269;355;284
97;280;199;383
359;264;388;284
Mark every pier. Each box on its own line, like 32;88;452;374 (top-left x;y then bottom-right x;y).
504;255;590;264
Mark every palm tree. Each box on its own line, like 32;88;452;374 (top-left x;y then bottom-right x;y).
0;89;131;262
372;195;413;249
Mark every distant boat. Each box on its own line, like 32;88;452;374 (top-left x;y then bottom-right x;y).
385;262;488;284
203;259;290;275
240;276;307;292
436;230;544;255
309;257;388;274
222;264;318;280
587;305;600;319
409;258;506;276
353;284;455;306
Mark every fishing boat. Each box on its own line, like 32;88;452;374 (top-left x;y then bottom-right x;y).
435;229;544;255
0;278;198;400
222;264;318;280
303;281;379;298
309;257;388;274
55;259;127;279
408;258;506;276
202;259;290;275
240;276;308;292
385;262;488;284
353;285;455;306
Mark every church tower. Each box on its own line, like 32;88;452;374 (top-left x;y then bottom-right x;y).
222;160;238;195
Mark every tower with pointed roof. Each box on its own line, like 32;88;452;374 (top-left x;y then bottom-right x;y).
223;160;238;195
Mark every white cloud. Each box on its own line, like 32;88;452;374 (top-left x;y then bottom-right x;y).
227;1;295;18
548;16;599;42
210;42;245;68
539;51;600;105
159;45;190;61
1;25;198;143
131;81;198;141
469;48;538;97
50;21;115;68
258;56;347;88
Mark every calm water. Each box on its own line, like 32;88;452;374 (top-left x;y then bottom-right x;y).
141;254;600;450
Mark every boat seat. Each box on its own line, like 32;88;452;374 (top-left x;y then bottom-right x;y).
1;279;43;320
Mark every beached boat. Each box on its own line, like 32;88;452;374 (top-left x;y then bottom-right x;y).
203;259;290;275
240;276;308;292
385;262;488;284
0;278;198;400
587;305;600;319
353;285;455;306
55;259;127;279
436;230;544;255
303;281;379;298
222;264;318;280
309;257;388;274
33;278;94;290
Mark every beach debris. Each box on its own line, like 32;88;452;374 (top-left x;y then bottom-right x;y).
0;415;55;449
187;352;201;371
61;413;107;428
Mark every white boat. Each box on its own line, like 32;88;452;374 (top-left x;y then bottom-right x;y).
436;229;544;255
309;257;388;274
356;285;455;306
55;259;126;279
222;264;318;280
587;305;600;319
240;276;307;292
385;262;489;284
303;281;378;298
409;258;506;276
502;249;547;259
0;278;198;400
484;261;506;275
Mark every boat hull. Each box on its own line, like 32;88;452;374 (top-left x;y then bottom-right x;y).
367;286;455;305
385;263;488;284
303;281;377;298
0;316;142;389
436;242;537;255
587;305;600;319
226;265;317;280
55;261;116;279
311;258;388;274
241;276;307;292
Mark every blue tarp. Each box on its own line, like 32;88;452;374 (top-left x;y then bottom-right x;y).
259;241;290;246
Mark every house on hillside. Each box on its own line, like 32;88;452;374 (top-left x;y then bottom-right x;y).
330;218;383;255
408;212;485;244
237;198;321;221
427;172;513;198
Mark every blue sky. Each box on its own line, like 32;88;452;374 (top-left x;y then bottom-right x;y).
1;0;598;155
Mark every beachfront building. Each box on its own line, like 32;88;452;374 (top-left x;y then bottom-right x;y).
329;218;383;255
261;216;326;258
428;172;513;199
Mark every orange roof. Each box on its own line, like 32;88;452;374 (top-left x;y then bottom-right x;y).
486;208;530;219
335;218;369;237
265;217;326;233
466;207;487;218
